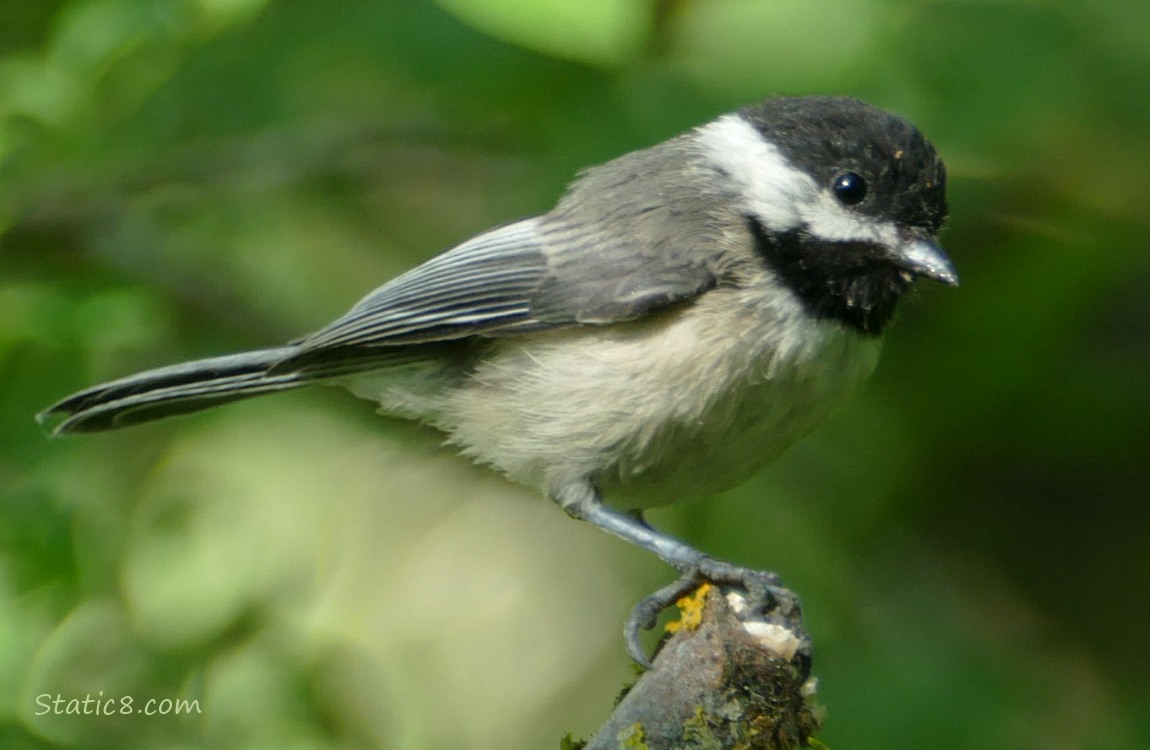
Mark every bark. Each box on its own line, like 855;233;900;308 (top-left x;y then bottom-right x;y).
583;583;822;750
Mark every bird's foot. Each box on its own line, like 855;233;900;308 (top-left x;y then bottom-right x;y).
624;559;808;671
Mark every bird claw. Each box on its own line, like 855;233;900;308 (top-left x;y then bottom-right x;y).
624;574;704;667
623;560;805;670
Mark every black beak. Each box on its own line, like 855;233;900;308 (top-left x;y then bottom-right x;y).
893;237;959;286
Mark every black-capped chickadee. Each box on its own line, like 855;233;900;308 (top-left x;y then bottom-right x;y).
42;96;956;662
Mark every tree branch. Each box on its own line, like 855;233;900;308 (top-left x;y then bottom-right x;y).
584;583;822;750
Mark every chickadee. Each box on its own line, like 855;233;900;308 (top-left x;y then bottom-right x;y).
42;96;956;662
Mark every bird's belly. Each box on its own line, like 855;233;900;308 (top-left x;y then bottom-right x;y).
598;339;878;508
427;291;881;509
602;375;850;508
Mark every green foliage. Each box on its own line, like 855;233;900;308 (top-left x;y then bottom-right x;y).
560;730;588;750
433;0;653;67
619;721;649;749
1;1;1147;748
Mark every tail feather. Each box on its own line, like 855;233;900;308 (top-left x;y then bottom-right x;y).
41;346;307;434
40;341;448;434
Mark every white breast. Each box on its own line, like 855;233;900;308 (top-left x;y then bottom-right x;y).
374;285;881;509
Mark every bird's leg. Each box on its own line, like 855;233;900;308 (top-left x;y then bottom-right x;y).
623;507;653;530
553;483;710;571
553;483;803;667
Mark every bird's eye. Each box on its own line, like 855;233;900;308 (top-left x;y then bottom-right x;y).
832;171;868;205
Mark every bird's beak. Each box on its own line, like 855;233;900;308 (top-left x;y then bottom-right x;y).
893;237;959;286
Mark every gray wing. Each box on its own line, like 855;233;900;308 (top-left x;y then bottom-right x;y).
529;142;729;325
296;219;549;350
290;142;726;360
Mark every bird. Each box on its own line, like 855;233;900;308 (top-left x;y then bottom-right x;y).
41;95;956;664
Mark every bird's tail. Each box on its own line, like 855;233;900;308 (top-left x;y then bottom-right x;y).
40;346;314;435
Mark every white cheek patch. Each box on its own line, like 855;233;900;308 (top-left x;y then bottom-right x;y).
696;114;814;232
697;113;898;249
799;194;900;248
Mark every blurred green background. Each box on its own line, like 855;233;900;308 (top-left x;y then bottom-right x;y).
2;0;1148;748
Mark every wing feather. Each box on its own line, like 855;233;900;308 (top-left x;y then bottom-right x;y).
283;138;729;368
297;219;546;349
